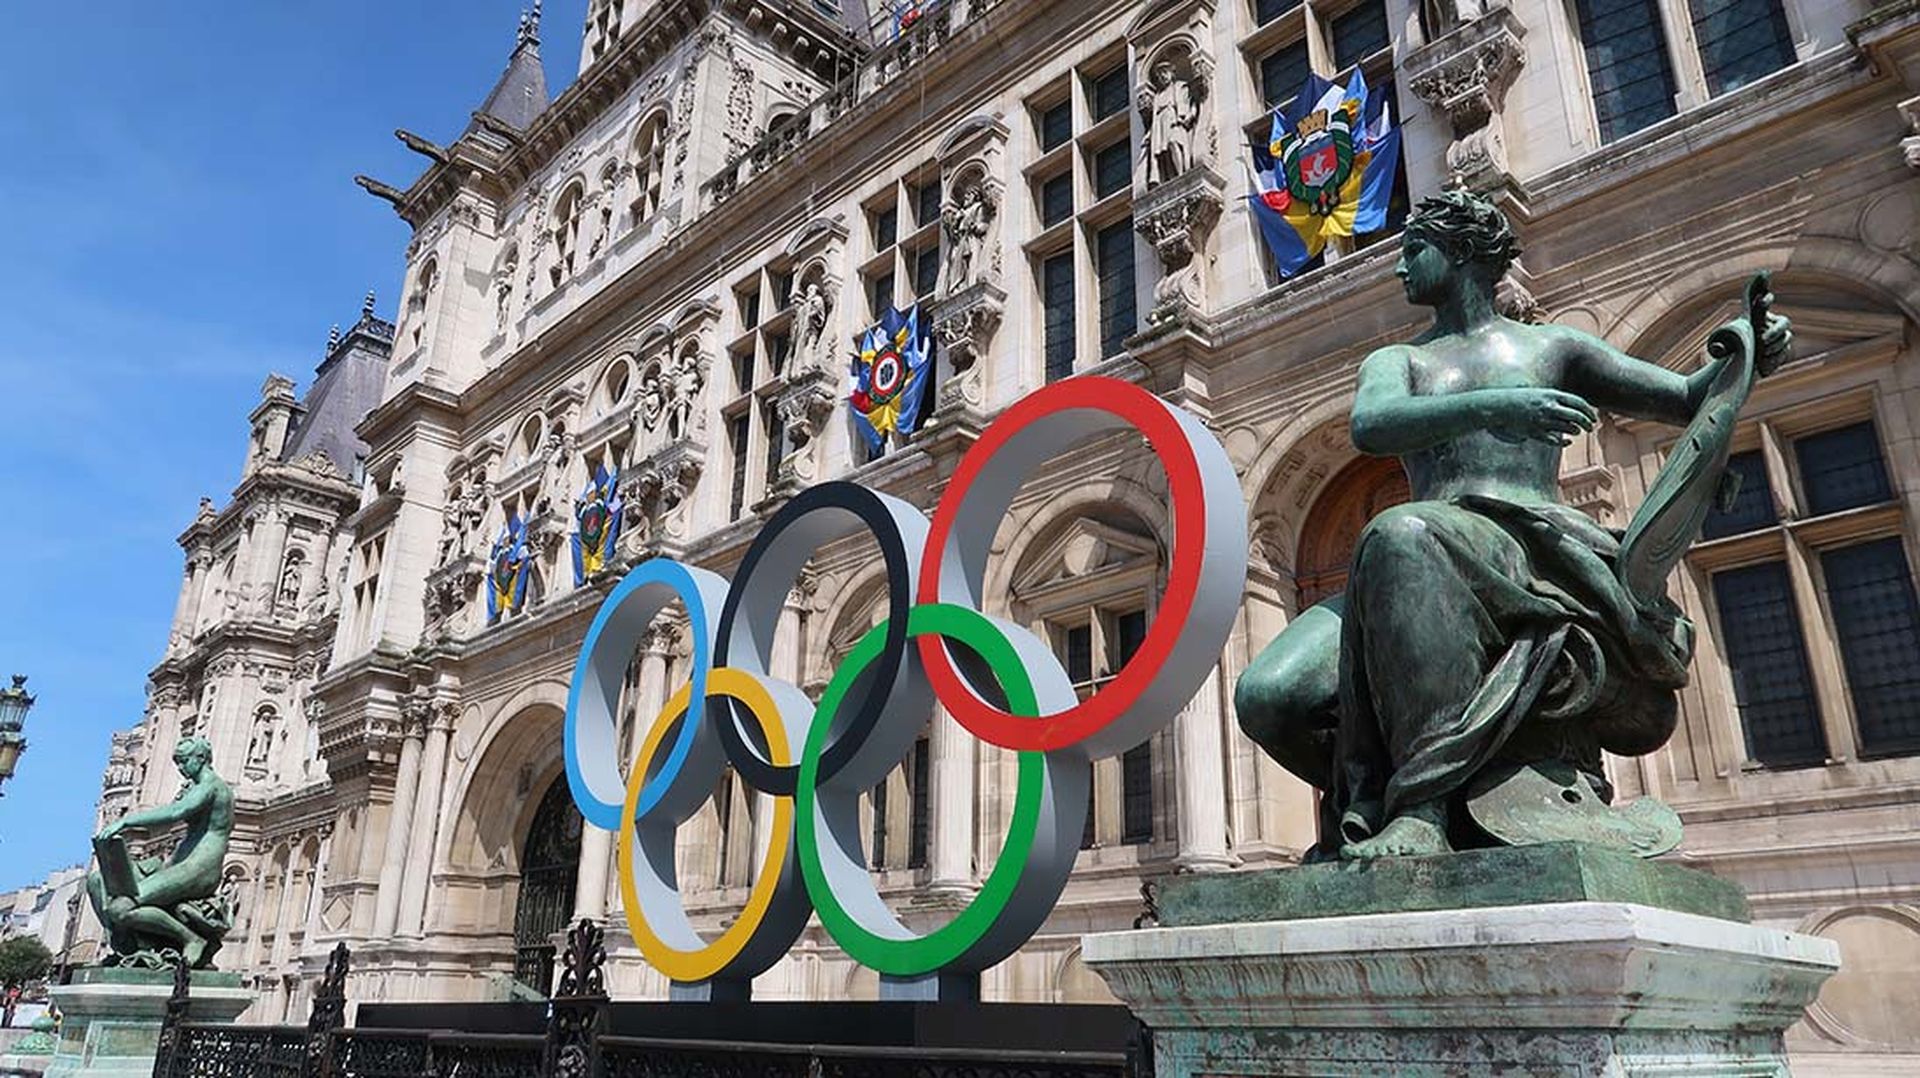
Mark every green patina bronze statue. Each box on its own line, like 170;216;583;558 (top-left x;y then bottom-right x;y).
1235;189;1791;861
86;736;233;968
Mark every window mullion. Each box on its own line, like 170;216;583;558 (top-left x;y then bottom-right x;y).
1784;532;1855;763
1660;0;1711;109
1757;420;1798;522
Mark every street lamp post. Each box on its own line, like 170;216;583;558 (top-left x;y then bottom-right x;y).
0;675;36;796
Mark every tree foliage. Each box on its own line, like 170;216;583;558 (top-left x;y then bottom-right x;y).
0;937;53;988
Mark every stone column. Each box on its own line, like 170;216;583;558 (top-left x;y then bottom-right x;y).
1174;665;1234;871
242;861;271;968
168;554;205;654
611;632;673;917
249;508;290;618
270;855;301;966
927;707;975;896
400;706;453;936
754;586;809;882
371;704;427;938
304;828;335;941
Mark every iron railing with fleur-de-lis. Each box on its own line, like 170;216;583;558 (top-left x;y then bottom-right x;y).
155;919;1151;1078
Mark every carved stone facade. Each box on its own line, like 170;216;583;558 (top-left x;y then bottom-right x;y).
94;2;1920;1068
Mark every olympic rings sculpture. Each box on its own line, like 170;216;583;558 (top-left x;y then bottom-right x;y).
563;376;1247;991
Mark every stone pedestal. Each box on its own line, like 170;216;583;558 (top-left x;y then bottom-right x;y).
45;969;254;1077
1082;846;1840;1076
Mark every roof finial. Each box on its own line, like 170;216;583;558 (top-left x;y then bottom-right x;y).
362;290;377;317
327;324;341;351
517;2;541;47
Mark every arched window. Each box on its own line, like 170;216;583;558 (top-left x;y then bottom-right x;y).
551;183;586;285
599;356;635;414
516;413;548;464
631;113;668;222
1295;455;1411;608
513;776;582;994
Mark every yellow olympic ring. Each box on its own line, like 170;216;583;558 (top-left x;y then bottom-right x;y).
617;668;795;984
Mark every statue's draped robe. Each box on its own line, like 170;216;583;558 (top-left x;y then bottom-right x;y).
1334;496;1694;841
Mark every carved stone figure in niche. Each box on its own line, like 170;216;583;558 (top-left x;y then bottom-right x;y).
245;712;275;771
796;278;833;370
437;481;489;566
1140;54;1205;188
495;248;519;330
277;557;302;610
1234;189;1792;862
535;430;571;516
666;350;704;441
941;179;995;296
639;364;667;431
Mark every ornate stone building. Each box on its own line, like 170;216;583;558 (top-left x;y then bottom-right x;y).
100;0;1920;1070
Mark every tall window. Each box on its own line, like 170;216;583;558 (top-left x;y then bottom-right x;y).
725;260;805;509
1694;417;1920;765
1574;0;1679;143
860;165;943;321
551;183;586;285
1056;605;1158;847
631;114;668;222
1025;54;1138;382
727;415;750;521
1690;0;1796;96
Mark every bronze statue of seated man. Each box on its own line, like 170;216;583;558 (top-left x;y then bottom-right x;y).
1235;189;1791;861
87;735;234;968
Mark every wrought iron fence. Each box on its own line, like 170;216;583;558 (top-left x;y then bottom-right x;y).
154;921;1150;1078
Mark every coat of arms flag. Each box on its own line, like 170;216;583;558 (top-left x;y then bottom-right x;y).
848;303;933;456
1250;70;1400;278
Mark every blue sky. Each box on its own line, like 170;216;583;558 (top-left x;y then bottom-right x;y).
0;1;587;891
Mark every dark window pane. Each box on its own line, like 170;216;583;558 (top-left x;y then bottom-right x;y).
1121;741;1153;845
1043;252;1076;381
1065;624;1094;685
916;177;942;228
731;347;755;394
1115;609;1149;667
873;207;898;250
908;738;931;869
1041;173;1074;228
870;272;895;320
740;291;761;331
728;415;751;521
1256;0;1301;25
1712;561;1826;767
1040;101;1073;152
1691;0;1795;96
762;399;784;493
1797;422;1892;517
1094;140;1132;200
1331;0;1389;69
1260;41;1311;108
915;246;941;297
771;271;793;309
1574;0;1679;142
1823;539;1920;757
870;774;889;869
1091;67;1130;121
1701;450;1777;539
1081;780;1097;849
1098;218;1137;358
768;332;791;376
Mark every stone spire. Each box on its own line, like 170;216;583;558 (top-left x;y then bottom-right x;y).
362;290;377;318
326;324;341;352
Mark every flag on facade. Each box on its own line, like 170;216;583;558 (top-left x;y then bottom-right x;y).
487;516;532;625
887;0;936;37
570;466;623;587
849;304;933;456
1250;70;1401;277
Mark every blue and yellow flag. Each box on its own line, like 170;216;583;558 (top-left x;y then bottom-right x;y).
487;516;532;625
849;305;933;456
1250;70;1401;277
570;466;623;587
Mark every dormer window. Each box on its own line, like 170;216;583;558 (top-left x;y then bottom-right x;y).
552;183;586;285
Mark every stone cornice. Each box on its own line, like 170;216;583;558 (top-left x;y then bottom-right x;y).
355;379;465;451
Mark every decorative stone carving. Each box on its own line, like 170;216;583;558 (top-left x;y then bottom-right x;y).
623;439;707;553
424;555;486;639
1135;167;1225;326
794;274;835;372
665;347;705;441
436;472;490;568
1406;8;1526;192
941;173;997;296
1138;43;1213;189
495;246;519;331
771;367;839;490
929;282;1005;413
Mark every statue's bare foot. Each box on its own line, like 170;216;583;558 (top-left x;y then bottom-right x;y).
1341;810;1451;860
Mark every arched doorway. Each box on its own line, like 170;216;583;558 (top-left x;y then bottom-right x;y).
1295;455;1410;608
513;775;582;994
